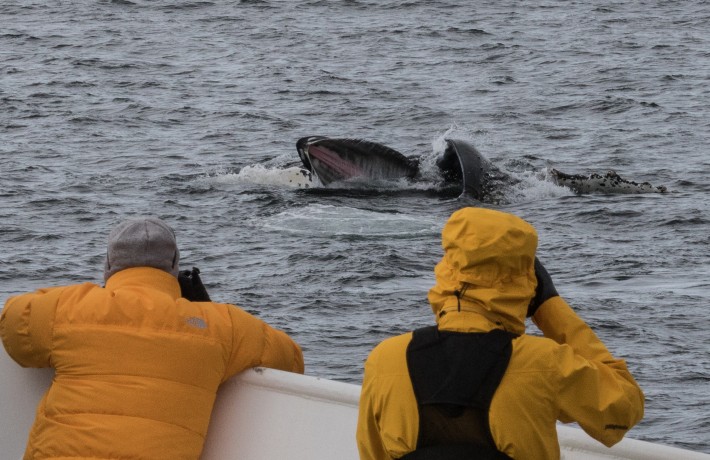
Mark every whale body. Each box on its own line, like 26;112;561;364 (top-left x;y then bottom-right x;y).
295;136;668;200
549;169;667;194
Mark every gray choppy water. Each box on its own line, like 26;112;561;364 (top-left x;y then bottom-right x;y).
1;0;709;453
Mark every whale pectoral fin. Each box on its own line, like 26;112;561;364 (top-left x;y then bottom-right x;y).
436;145;463;183
440;139;516;201
441;139;487;199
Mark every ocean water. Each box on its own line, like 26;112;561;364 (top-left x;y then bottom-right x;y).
1;0;708;453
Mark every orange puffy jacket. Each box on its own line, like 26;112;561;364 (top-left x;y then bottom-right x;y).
0;267;304;459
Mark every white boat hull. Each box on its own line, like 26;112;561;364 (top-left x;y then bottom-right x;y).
1;350;706;459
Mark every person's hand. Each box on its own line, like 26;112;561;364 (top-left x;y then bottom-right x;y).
527;257;559;317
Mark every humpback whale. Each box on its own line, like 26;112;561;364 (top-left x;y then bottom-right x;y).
295;136;668;201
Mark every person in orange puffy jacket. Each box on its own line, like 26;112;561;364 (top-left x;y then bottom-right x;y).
356;207;644;460
0;217;304;460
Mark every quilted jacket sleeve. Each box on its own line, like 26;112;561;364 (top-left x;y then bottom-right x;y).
1;286;65;368
222;305;304;380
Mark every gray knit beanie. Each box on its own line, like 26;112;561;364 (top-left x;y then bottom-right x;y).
104;217;180;281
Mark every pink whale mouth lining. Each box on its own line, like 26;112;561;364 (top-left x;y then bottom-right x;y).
308;145;364;179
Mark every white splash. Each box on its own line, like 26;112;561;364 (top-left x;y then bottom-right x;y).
262;204;440;237
209;165;317;189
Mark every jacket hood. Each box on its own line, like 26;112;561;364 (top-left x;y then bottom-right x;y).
428;208;537;335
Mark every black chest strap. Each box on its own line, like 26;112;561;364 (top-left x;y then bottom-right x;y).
403;326;516;460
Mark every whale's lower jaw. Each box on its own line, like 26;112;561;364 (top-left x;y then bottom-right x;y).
550;169;668;194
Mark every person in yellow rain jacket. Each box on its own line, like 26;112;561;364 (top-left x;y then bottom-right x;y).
357;207;644;460
0;217;304;460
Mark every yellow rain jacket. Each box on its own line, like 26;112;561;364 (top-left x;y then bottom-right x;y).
0;267;304;460
356;208;644;460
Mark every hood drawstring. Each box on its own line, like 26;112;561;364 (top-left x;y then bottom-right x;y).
454;284;469;313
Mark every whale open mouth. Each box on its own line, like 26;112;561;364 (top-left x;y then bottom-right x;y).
294;136;490;198
300;141;365;182
296;136;419;186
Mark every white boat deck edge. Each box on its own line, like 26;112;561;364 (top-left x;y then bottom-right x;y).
1;349;707;460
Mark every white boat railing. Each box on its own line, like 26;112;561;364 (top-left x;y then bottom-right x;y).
204;368;709;460
1;348;707;460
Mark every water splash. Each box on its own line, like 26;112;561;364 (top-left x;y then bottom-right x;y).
262;204;440;238
208;165;317;189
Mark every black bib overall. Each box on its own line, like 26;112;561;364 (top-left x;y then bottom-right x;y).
401;326;516;460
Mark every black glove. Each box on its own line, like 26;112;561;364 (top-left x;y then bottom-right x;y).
178;267;211;302
527;257;558;317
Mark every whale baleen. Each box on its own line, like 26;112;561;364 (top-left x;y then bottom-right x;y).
296;136;419;185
